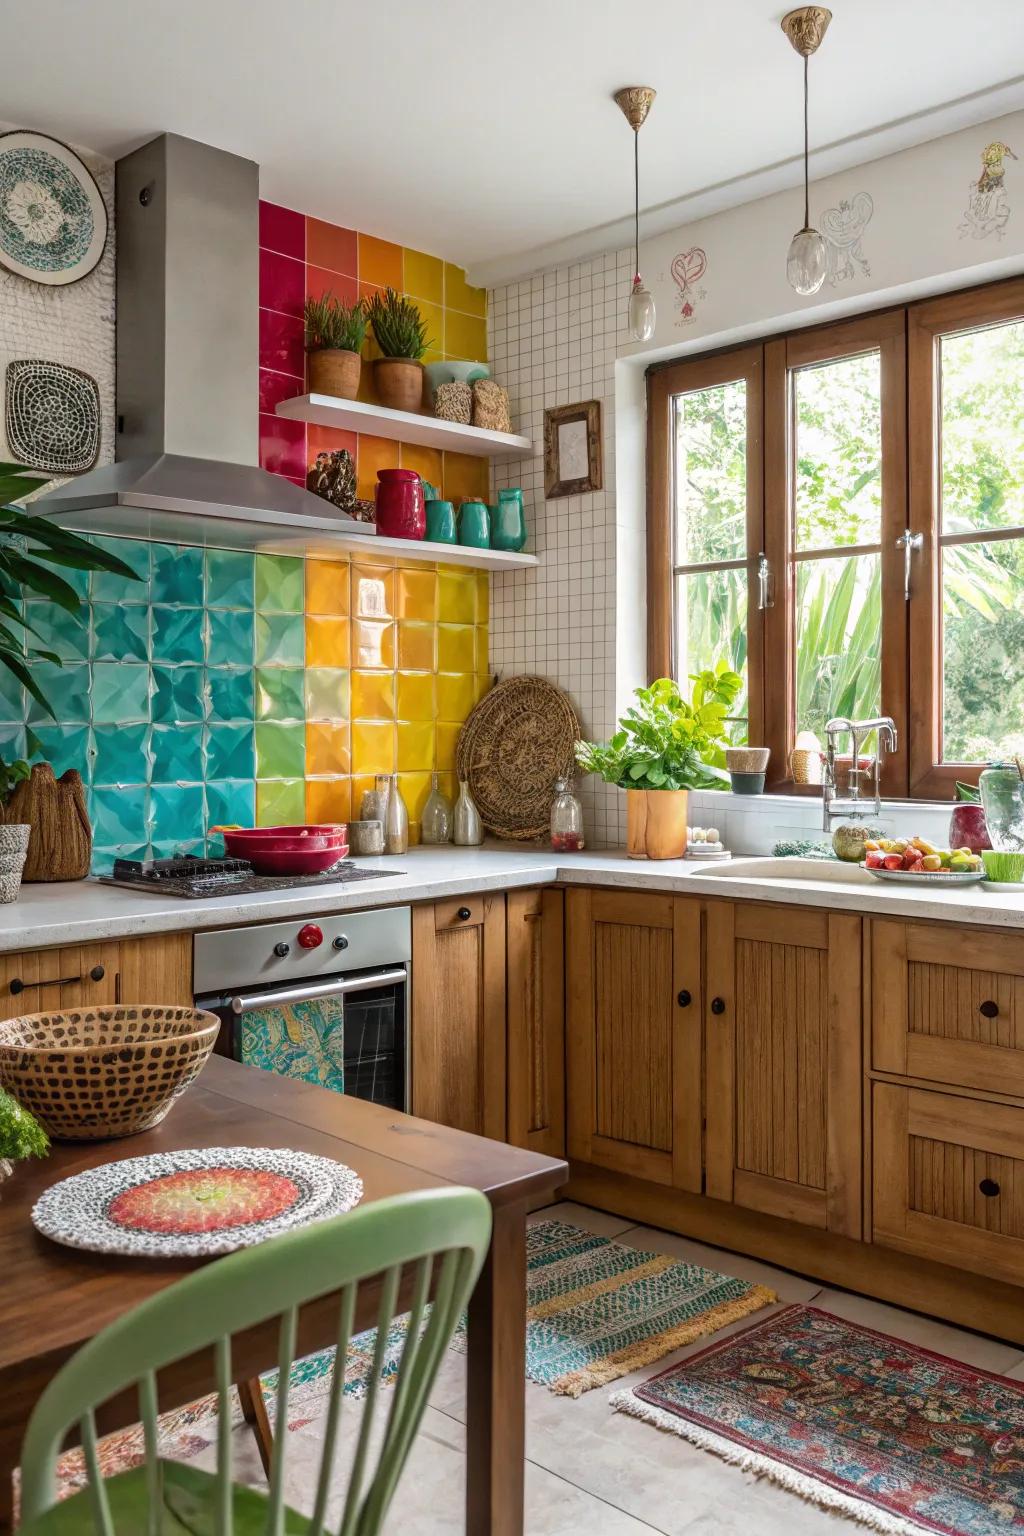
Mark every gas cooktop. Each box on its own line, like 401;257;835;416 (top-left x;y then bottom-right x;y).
96;855;404;900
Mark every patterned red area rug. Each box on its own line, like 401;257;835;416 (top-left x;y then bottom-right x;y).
611;1304;1024;1536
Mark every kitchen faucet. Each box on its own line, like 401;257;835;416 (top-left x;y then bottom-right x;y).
821;716;898;832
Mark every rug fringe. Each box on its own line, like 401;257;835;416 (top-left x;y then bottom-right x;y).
609;1389;935;1536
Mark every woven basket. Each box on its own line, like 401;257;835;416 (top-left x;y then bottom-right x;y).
0;1005;219;1140
456;676;580;840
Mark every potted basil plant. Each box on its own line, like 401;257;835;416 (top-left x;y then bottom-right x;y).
366;288;431;413
575;665;742;859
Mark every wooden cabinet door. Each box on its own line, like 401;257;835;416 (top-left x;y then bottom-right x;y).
566;889;701;1190
0;942;120;1018
411;893;506;1139
507;888;565;1158
874;1081;1024;1287
872;920;1024;1098
705;901;862;1237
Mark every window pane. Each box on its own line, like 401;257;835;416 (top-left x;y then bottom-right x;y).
942;536;1024;761
796;555;881;738
794;351;882;550
675;568;748;742
940;319;1024;535
673;381;747;564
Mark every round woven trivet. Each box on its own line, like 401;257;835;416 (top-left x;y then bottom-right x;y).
456;676;580;840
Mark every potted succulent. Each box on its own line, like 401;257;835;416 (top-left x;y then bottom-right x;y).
0;1087;48;1187
575;665;742;859
304;292;368;401
366;287;431;412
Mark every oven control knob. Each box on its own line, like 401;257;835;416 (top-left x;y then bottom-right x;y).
273;942;291;958
297;923;324;950
333;935;349;951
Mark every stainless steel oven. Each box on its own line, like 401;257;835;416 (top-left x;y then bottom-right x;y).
194;907;411;1110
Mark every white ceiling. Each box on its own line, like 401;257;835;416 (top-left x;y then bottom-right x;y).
4;0;1023;284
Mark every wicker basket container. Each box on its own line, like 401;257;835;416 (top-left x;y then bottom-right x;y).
0;1005;219;1140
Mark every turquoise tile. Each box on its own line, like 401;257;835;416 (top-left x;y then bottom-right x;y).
23;600;89;662
255;553;304;613
305;667;349;721
256;778;305;824
91;602;149;662
92;662;150;724
29;724;90;778
26;661;90;724
255;612;304;666
151;723;203;782
206;549;254;609
0;664;24;722
91;722;149;785
152;665;204;724
149;783;205;842
90;784;148;845
151;544;204;604
206;608;254;668
205;723;254;780
206;667;254;723
90;537;151;601
205;779;255;835
255;721;304;778
152;606;204;665
256;667;304;721
0;724;26;760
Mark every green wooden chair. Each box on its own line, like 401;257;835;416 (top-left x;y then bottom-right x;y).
18;1186;492;1536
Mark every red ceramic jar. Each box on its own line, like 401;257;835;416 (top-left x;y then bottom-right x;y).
948;802;991;853
375;468;425;540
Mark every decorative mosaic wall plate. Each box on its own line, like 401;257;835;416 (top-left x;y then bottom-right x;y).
5;359;100;473
0;130;107;285
32;1146;363;1258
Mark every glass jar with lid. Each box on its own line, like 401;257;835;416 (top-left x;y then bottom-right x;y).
979;761;1024;852
550;777;584;852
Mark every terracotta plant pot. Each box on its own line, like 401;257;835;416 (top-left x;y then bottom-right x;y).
308;348;361;400
626;788;689;860
374;358;424;413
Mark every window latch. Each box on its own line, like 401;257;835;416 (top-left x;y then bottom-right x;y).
896;529;924;601
756;552;773;611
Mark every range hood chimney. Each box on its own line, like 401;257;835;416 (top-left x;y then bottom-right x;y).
37;132;371;538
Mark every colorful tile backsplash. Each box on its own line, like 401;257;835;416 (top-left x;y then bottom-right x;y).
2;542;490;871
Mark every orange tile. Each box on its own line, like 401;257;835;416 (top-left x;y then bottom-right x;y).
351;564;394;619
305;559;350;617
352;721;396;775
397;621;435;670
306;218;357;277
436;722;461;773
305;266;359;306
356;434;401;501
398;443;443;492
443;262;487;319
398;722;435;772
352;619;395;669
305;615;350;667
442;452;489;504
397;567;438;622
358;234;403;290
350;774;377;818
307;423;358;470
351;669;395;720
306;721;350;776
403;248;444;305
305;777;351;825
444;308;487;364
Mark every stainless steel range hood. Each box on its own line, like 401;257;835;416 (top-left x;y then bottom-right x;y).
37;132;373;543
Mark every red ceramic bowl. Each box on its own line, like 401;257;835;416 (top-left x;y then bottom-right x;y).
221;825;348;874
239;844;349;875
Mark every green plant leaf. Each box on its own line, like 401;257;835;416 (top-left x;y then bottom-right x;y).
3;553;82;612
0;653;56;718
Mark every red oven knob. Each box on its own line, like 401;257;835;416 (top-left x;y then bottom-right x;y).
297;923;324;950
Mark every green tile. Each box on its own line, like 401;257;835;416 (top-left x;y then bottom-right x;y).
256;666;304;721
305;667;349;721
151;544;204;604
151;723;203;781
255;553;304;613
91;722;149;786
149;783;205;841
152;665;204;724
90;537;151;601
255;612;304;666
0;724;26;760
26;661;90;724
152;607;204;664
91;662;150;724
206;549;254;609
205;723;254;780
90;783;148;845
91;602;150;662
256;778;305;825
206;667;254;723
206;779;255;834
207;608;254;667
255;721;305;778
0;664;24;722
29;724;90;778
23;600;89;662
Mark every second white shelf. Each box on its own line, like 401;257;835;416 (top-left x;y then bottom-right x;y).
276;392;534;460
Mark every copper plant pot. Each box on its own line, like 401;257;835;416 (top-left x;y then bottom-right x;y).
308;348;361;401
626;788;689;860
373;358;424;413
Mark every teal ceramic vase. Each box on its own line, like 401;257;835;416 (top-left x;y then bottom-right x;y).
491;487;527;552
425;498;457;543
458;498;490;549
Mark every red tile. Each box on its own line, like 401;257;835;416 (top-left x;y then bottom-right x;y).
259;367;302;414
305;265;359;307
259;248;305;319
306;217;357;277
259;200;304;260
259;307;304;379
259;412;306;479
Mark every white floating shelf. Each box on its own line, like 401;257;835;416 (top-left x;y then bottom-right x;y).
276;393;534;461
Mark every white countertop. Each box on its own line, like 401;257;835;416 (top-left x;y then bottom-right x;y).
2;845;1024;954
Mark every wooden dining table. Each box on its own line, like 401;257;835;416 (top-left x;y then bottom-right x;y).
0;1055;567;1535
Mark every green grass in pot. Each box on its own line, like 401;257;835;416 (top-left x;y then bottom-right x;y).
366;288;431;360
575;665;743;791
303;293;368;354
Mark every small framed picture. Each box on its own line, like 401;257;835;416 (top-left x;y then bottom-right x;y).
543;400;603;498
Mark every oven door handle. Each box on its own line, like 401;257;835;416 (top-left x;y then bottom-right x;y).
229;967;408;1015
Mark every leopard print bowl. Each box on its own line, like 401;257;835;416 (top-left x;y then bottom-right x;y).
0;1006;220;1140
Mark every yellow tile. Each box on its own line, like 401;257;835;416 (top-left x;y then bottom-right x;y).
438;570;476;624
398;722;435;772
352;619;395;669
397;567;438;622
356;434;401;501
350;774;377;818
352;721;396;775
444;262;487;320
436;671;476;722
403;248;444;305
438;624;476;673
306;777;351;824
306;721;351;775
436;723;461;773
475;572;489;624
475;626;490;675
352;564;394;619
358;233;403;289
396;670;436;721
444;308;487;363
398;443;443;493
441;451;489;505
474;673;492;705
414;299;443;358
306;560;350;617
398;770;433;821
436;769;456;804
397;621;435;670
351;669;396;720
305;616;350;668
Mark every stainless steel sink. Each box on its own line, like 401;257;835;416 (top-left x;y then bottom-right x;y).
689;856;872;884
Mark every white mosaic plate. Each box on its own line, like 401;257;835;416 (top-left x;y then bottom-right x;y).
32;1146;363;1258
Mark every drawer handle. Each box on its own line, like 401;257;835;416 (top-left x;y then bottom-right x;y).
710;997;726;1016
979;1178;1001;1198
456;907;472;922
979;1000;1000;1019
9;964;105;997
677;989;692;1008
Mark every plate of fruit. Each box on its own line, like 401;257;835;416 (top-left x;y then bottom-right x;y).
861;837;985;883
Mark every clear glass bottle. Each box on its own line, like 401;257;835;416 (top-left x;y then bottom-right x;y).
421;772;452;845
384;773;409;855
453;779;483;846
550;776;584;852
361;774;391;823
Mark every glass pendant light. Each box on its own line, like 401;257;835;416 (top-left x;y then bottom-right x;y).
614;87;657;341
781;7;831;296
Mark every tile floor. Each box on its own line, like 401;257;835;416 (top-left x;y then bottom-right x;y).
213;1200;1024;1533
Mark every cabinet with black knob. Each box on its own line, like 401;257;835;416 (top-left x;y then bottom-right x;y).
0;932;191;1018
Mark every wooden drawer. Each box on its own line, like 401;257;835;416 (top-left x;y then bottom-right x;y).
872;921;1024;1097
873;1081;1024;1286
0;943;120;1018
432;895;488;931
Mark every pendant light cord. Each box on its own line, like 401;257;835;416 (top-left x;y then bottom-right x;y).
634;129;640;278
803;53;810;229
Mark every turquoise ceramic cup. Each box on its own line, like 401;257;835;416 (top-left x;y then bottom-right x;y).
491;487;527;551
425;498;457;543
458;498;490;549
